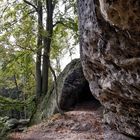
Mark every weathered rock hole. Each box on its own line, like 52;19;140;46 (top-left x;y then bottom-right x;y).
75;82;101;109
60;82;101;111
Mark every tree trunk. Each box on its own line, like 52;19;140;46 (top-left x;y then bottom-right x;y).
42;0;54;95
36;0;43;98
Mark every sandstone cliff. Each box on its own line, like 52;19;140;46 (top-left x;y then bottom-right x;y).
77;0;140;137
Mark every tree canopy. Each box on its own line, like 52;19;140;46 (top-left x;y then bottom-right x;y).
0;0;78;136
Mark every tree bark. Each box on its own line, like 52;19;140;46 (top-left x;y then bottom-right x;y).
42;0;54;95
36;0;43;98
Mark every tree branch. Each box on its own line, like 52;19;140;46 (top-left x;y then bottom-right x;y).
15;43;35;52
23;0;38;12
13;74;19;90
53;21;65;28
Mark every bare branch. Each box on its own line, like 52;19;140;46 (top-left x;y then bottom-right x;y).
53;21;65;28
13;74;19;90
15;43;35;52
0;5;9;19
23;0;38;12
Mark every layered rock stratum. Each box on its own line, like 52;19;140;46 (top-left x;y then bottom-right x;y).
77;0;140;137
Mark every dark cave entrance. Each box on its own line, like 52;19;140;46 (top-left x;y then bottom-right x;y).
74;82;101;111
60;81;101;111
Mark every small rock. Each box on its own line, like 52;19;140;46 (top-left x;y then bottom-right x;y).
71;123;91;131
5;118;18;129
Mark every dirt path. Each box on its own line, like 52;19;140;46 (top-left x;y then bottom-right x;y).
8;101;134;140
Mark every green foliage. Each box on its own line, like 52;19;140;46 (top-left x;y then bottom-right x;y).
0;93;36;111
0;0;78;130
0;0;36;93
0;3;36;130
0;95;26;111
50;0;78;75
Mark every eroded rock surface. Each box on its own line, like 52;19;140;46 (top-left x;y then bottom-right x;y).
99;0;140;32
77;0;140;137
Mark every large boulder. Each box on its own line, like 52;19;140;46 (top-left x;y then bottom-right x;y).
32;59;94;124
77;0;140;138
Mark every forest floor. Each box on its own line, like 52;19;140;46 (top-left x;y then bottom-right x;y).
7;101;134;140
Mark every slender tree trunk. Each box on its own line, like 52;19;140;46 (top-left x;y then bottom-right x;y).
36;0;43;98
42;0;54;95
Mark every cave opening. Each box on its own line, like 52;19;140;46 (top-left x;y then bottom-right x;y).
74;82;101;111
60;81;101;111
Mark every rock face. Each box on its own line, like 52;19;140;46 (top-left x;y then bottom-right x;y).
77;0;140;137
32;59;95;124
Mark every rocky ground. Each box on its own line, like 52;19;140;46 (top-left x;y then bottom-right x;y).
7;100;136;140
